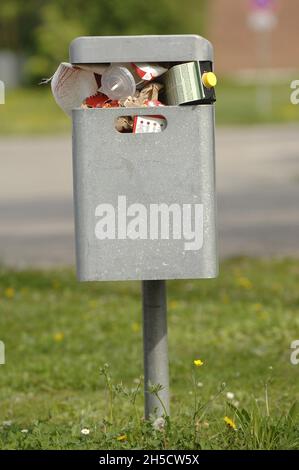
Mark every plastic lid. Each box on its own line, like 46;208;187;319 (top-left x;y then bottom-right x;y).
202;72;217;88
100;66;136;100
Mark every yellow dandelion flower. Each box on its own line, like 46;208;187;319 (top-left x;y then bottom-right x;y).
131;322;140;333
53;332;64;342
88;300;97;309
4;287;15;299
236;277;252;290
252;303;262;312
258;311;270;321
117;434;127;442
271;283;281;293
221;293;230;304
169;300;179;309
194;359;204;367
224;416;237;431
52;280;61;290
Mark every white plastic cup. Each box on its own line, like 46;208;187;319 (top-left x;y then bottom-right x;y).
100;65;136;100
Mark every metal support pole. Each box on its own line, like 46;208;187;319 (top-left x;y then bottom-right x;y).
142;280;169;419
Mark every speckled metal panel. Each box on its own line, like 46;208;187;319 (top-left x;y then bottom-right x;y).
72;105;218;281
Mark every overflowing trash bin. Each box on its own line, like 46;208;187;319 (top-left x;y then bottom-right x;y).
51;35;218;281
50;34;219;418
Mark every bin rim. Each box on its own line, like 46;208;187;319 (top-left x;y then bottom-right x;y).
69;34;213;64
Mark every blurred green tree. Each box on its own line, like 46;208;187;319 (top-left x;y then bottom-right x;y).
0;0;206;83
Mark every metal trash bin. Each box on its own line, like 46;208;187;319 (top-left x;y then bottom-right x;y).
70;35;218;282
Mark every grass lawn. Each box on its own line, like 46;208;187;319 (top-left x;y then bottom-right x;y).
0;258;299;449
0;80;298;135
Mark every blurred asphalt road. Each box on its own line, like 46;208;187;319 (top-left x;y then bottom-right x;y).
0;124;299;267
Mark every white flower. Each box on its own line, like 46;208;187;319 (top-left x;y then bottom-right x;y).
226;392;235;400
2;420;12;427
81;428;90;435
197;382;203;388
21;429;29;433
152;417;165;431
233;400;240;407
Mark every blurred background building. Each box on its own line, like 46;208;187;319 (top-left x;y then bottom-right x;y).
208;0;299;76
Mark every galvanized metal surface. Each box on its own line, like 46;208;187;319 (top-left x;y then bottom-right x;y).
70;35;213;64
72;105;218;281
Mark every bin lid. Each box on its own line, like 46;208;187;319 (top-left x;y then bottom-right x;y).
69;35;213;64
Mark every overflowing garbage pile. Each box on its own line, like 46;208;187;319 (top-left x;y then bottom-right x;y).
50;61;216;133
